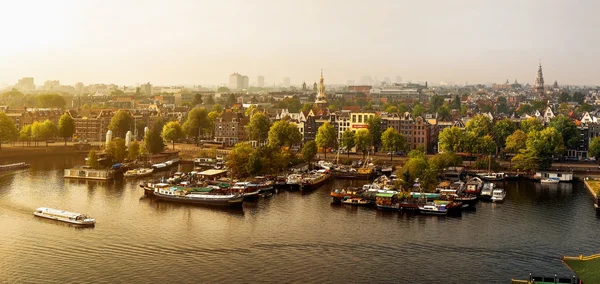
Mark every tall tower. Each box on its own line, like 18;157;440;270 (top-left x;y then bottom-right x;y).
314;70;328;113
534;63;545;97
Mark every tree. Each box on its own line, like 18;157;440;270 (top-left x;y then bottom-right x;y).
19;124;32;146
246;112;271;143
32;120;56;146
301;141;318;168
477;135;497;155
451;95;461;110
438;126;463;153
496;97;508;114
226;142;254;177
57;113;75;145
315;122;336;159
182;107;210;143
558;103;570;116
465;114;492;137
412;103;426;118
108;110;133;138
37;94;66;108
517;104;534;116
193;93;203;105
340;130;355;158
86;150;99;169
512;127;564;171
381;127;405;161
106;137;127;163
128;141;141;161
246;152;263;176
437;106;451;121
459;131;479;162
145;118;165;154
429;95;444;112
354;129;372;160
217;86;230;93
0;112;18;150
162;121;184;150
366;116;382;151
572;92;585;104
505;130;527;155
548;115;578;148
520;117;543;134
226;93;237;106
492;118;515;149
398;151;428;188
212;104;223;112
300;103;314;113
428;152;462;171
268;120;302;148
205;95;216;105
579;103;594;113
558;92;570;103
589;137;600;164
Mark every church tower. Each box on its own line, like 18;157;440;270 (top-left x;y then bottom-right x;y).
314;70;328;113
534;62;545;97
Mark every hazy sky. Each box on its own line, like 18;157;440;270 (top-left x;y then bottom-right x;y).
1;0;599;87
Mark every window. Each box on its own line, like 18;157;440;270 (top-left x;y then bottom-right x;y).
358;115;362;123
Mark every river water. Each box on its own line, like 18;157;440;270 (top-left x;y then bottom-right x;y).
1;154;599;283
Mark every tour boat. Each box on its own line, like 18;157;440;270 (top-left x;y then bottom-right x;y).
33;207;95;226
141;184;244;207
491;188;507;203
124;168;154;178
0;162;30;171
300;169;331;191
418;200;462;215
540;177;560;184
341;197;371;206
480;183;495;201
465;177;483;195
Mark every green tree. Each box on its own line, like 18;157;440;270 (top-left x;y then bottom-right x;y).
477;135;497;155
354;129;372;160
437;105;451;121
37;94;66;108
428;152;462;171
32;120;57;146
217;86;230;93
429;95;444;112
588;137;600;164
412;103;426;118
161;121;184;150
301;141;318;168
512;127;565;171
246;112;271;143
381;127;405;161
505;130;527;155
466;114;493;137
246;152;263;176
86;150;99;169
108;110;133;138
572;92;585;104
579;103;594;113
492;118;515;149
226;93;237;106
144;118;165;154
548;115;578;148
451;95;461;110
268;120;302;148
520;117;543;134
128;141;141;161
193;93;203;105
300;103;314;113
0;112;18;150
398;151;428;188
340;130;355;158
558;92;570;103
57;113;75;145
366;116;382;151
438;126;463;153
517;104;534;116
531;100;547;111
19;124;32;146
182;107;210;143
459;131;479;162
106;137;127;163
226;142;254;177
315;122;336;159
212;104;223;113
205;95;216;105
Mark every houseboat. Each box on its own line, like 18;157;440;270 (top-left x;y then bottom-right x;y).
479;172;505;181
442;167;465;182
376;192;400;210
286;173;303;189
33;207;95;226
331;187;364;203
534;172;573;182
465;177;483;195
0;162;30;171
64;167;114;180
140;184;244;207
300;169;331;191
491;188;506;203
419;200;462;215
341;197;371;206
231;181;261;201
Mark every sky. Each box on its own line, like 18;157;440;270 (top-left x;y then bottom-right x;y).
0;0;599;87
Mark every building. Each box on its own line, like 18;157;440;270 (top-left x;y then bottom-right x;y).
174;92;195;106
350;112;375;130
242;76;249;89
75;82;84;94
348;85;372;96
257;76;265;87
214;111;248;146
142;82;153;96
229;73;242;90
66;109;114;142
534;63;545;97
283;77;291;88
43;80;60;90
381;112;435;153
16;77;35;92
314;71;328;113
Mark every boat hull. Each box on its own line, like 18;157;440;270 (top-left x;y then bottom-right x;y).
33;212;95;226
300;175;330;191
148;192;244;207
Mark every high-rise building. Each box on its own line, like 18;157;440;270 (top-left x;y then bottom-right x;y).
257;76;265;87
142;82;153;96
283;77;291;88
534;63;545;96
242;76;249;89
75;82;84;93
16;77;35;92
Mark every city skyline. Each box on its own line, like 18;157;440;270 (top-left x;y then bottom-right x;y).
1;0;599;86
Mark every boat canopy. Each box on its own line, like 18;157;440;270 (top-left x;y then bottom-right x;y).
376;193;395;198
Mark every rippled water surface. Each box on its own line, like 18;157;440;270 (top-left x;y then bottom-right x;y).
1;154;600;283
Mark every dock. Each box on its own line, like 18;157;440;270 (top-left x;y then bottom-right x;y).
583;179;600;211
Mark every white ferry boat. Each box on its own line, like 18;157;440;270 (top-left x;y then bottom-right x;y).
33;207;96;225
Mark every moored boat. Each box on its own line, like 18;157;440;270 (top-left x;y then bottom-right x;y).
331;187;363;202
480;183;495;201
33;207;95;225
141;184;244;207
465;177;483;195
419;200;462;215
491;188;506;203
376;192;399;210
540;177;560;184
300;169;331;191
286;173;303;189
341;197;371;206
0;162;30;171
479;172;505;181
124;168;154;178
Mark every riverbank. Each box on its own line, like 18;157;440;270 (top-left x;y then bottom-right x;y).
0;144;96;159
583;180;600;199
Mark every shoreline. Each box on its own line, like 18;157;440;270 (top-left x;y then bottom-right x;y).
0;145;93;159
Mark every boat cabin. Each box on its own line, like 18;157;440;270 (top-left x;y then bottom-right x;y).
442;167;465;182
535;172;573;182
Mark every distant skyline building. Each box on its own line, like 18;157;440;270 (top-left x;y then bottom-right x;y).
314;71;328;112
241;75;249;89
257;76;264;87
75;82;84;93
229;73;242;90
534;63;545;96
283;77;290;88
142;82;152;96
15;77;35;92
43;80;59;90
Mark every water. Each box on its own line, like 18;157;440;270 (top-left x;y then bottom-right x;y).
1;155;600;283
